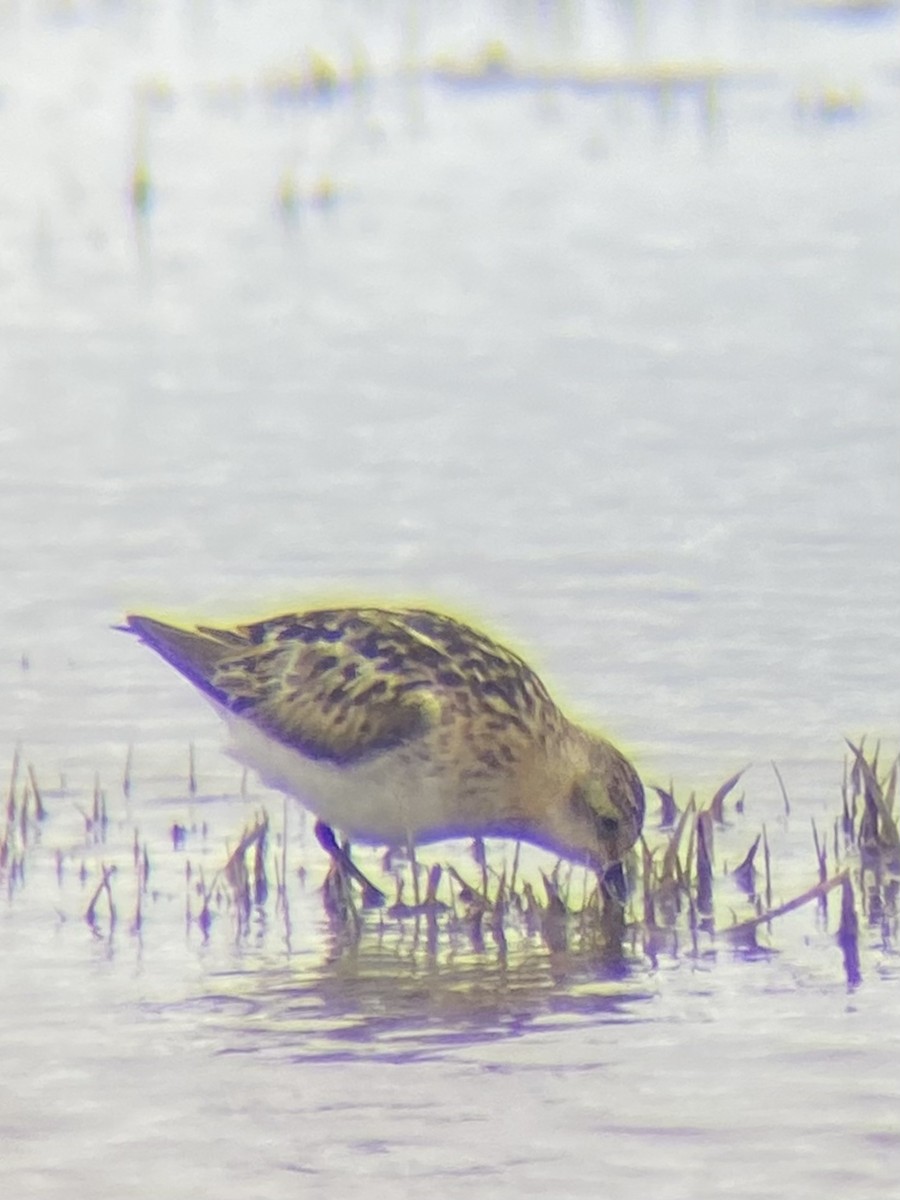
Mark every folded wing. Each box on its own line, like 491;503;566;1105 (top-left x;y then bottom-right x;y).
125;614;438;765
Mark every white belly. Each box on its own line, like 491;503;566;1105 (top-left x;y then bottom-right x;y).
223;712;452;845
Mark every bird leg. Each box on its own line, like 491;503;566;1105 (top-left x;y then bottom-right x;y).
407;835;422;908
315;820;385;908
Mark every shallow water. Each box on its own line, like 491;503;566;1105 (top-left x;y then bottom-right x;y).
1;1;899;1196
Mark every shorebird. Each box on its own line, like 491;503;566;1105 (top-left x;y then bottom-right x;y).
124;606;644;900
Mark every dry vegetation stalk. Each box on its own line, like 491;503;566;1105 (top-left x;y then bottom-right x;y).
4;736;894;989
724;869;849;940
27;764;46;821
6;747;20;823
838;874;861;987
772;761;791;816
709;767;747;824
85;864;117;934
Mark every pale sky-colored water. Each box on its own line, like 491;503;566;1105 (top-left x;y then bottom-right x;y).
1;2;899;1197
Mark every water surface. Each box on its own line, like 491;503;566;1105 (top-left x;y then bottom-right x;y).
1;2;899;1196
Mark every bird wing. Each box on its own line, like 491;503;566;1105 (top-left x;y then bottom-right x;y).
125;614;439;765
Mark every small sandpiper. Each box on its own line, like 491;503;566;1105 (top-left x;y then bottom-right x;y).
124;606;644;899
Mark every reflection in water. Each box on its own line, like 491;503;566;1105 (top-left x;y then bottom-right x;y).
180;931;655;1063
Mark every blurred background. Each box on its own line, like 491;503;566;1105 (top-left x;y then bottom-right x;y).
0;0;897;797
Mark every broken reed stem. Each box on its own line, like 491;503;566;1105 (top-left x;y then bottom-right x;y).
446;863;488;908
848;740;900;851
772;762;791;816
222;814;270;924
253;821;268;906
654;782;679;828
132;840;147;935
7;747;20;823
85;864;117;932
811;818;827;882
763;823;772;910
725;869;849;939
696;810;713;915
838;874;862;987
6;745;891;978
732;834;759;893
641;838;656;927
708;767;747;824
196;866;216;938
184;859;193;928
19;785;30;846
661;797;695;883
27;764;46;820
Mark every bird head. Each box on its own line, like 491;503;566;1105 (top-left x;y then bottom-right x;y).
558;738;645;883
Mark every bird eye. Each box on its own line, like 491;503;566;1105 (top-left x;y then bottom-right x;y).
570;785;621;839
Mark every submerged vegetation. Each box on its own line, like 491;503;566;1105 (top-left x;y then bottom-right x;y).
2;740;898;991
